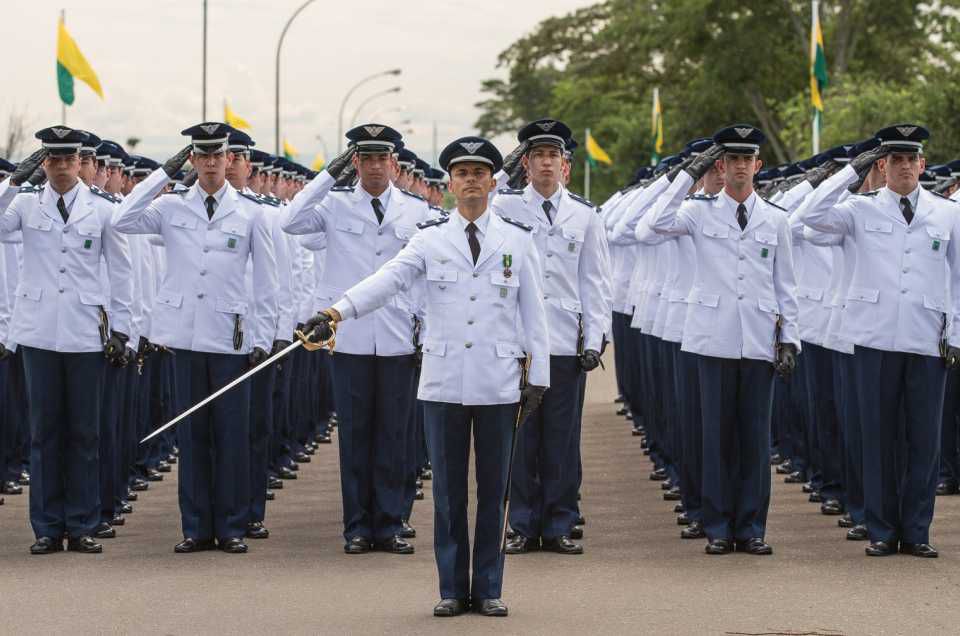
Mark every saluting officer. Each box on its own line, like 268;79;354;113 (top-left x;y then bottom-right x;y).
649;125;800;556
283;124;431;554
796;124;960;558
0;127;134;555
113;122;278;554
306;136;549;617
492;118;610;555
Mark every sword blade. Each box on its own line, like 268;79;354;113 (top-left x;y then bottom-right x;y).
140;339;305;444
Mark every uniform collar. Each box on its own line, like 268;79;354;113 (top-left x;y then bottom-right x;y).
195;180;229;207
45;180;82;212
719;188;757;222
526;182;562;210
884;184;920;211
454;207;491;236
358;182;392;209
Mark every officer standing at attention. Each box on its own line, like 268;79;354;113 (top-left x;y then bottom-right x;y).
0;127;133;555
283;124;430;555
796;124;960;558
492;119;610;555
649;125;800;556
305;136;549;617
113;122;278;554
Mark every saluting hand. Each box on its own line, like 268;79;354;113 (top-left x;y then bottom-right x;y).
163;145;193;178
501;141;529;177
10;149;47;186
685;144;724;181
325;146;356;180
850;146;890;178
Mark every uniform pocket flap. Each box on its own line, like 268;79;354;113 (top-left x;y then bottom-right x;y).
757;298;779;314
799;287;824;301
495;342;524;358
221;222;248;237
847;287;880;303
76;225;102;238
77;290;106;306
156;289;183;308
422;340;446;357
334;219;365;235
394;226;414;240
15;284;41;301
562;227;584;242
668;290;687;303
701;224;729;239
926;226;950;241
754;231;778;246
426;269;458;283
689;291;720;307
864;220;893;234
923;295;947;312
560;298;582;313
489;271;519;287
171;214;198;230
25;216;53;232
215;297;249;315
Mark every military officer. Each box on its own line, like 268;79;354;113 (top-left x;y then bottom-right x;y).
283;124;429;555
0;127;134;554
491;119;610;555
305;135;549;617
113;122;279;554
649;125;800;555
795;124;960;558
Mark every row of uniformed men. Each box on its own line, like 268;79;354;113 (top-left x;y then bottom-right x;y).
607;121;960;558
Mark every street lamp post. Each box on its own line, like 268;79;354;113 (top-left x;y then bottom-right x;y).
349;87;402;129
337;69;402;151
275;0;316;155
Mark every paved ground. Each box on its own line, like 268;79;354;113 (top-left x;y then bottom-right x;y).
2;357;960;635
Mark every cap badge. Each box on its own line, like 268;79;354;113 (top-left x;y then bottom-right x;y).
51;127;71;139
364;125;385;138
200;124;220;135
735;127;753;139
896;126;918;137
460;142;484;154
536;121;556;132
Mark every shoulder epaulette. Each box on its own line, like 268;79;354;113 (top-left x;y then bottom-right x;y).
400;188;425;201
567;191;595;208
762;198;788;212
161;187;187;196
497;188;524;195
89;185;120;204
331;185;355;192
258;194;280;207
932;190;958;202
416;216;450;230
429;205;446;214
685;193;717;201
854;190;880;197
17;184;40;194
499;215;533;232
238;191;263;205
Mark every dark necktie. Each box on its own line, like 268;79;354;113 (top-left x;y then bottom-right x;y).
736;203;748;231
205;195;216;221
900;196;914;225
466;222;481;265
542;200;553;225
56;196;68;224
372;198;385;225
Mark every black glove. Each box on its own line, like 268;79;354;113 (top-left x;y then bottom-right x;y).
136;336;152;363
28;165;47;187
181;168;198;188
934;177;959;196
0;342;11;361
163;145;193;178
774;343;798;378
304;312;335;344
104;331;129;367
685;144;725;181
248;346;268;368
506;164;528;190
667;156;694;183
805;160;841;188
946;346;960;369
335;163;357;188
501;141;529;177
326;146;356;180
518;384;547;423
850;146;889;178
123;347;137;367
579;349;601;372
271;339;291;356
10;149;47;185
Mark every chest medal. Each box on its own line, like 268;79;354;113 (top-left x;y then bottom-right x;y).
502;254;513;279
761;247;769;258
227;237;237;249
933;239;941;251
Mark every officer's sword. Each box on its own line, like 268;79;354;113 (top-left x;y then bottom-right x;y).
499;355;533;557
140;327;335;444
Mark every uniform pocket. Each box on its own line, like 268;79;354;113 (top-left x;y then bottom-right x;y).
15;284;42;301
847;287;880;303
155;289;184;309
426;269;458;304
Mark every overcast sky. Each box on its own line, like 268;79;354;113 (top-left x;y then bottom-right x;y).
0;0;596;165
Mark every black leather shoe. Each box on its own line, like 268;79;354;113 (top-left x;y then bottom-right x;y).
506;528;517;541
625;412;633;421
433;598;469;617
156;461;172;473
775;462;793;475
735;538;773;555
294;452;311;463
649;469;668;481
268;476;283;489
2;480;23;495
344;537;371;554
265;490;275;501
145;469;163;482
1;496;6;505
632;426;643;436
705;538;733;555
476;598;508;617
808;491;823;503
93;522;116;539
576;514;586;526
120;502;134;514
288;462;300;472
616;407;629;416
663;487;682;501
505;535;539;554
67;536;103;554
838;513;854;528
126;491;138;501
865;540;897;556
900;542;938;558
936;480;959;496
315;432;332;444
640;438;649;449
820;499;843;515
802;482;815;493
374;536;415;554
784;471;804;484
846;525;868;541
219;537;248;553
541;536;583;554
30;537;64;555
677;513;691;526
570;526;583;540
660;479;673;491
614;395;625;403
174;538;216;553
304;445;316;455
167;454;178;464
416;478;424;489
674;503;685;513
399;521;417;539
246;522;269;539
769;453;782;465
277;466;298;480
415;488;425;500
19;471;30;486
420;468;433;480
681;521;706;539
130;478;149;491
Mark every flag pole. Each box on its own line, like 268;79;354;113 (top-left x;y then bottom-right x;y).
584;127;591;200
811;0;820;154
61;9;67;126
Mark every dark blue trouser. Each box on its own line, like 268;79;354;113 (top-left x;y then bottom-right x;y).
939;369;960;486
250;360;276;524
698;354;774;542
424;400;515;601
270;347;294;472
22;347;104;539
100;363;126;523
836;351;865;525
855;347;944;544
804;343;843;503
612;311;629;398
4;350;28;482
402;369;422;521
172;349;251;541
676;348;703;521
659;339;681;484
640;334;665;470
331;352;416;542
510;355;581;539
0;359;8;490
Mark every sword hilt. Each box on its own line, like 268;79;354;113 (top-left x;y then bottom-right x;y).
295;319;337;352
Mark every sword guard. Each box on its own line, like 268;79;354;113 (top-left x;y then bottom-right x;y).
295;323;337;352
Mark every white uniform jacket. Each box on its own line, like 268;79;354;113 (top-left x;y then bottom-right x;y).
491;183;611;354
112;169;278;354
332;211;550;405
649;172;800;362
0;179;133;352
795;164;960;355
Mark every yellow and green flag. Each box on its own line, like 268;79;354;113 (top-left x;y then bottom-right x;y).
651;87;663;166
810;2;828;132
224;101;251;130
283;139;298;161
585;131;612;167
57;17;103;106
311;153;325;171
